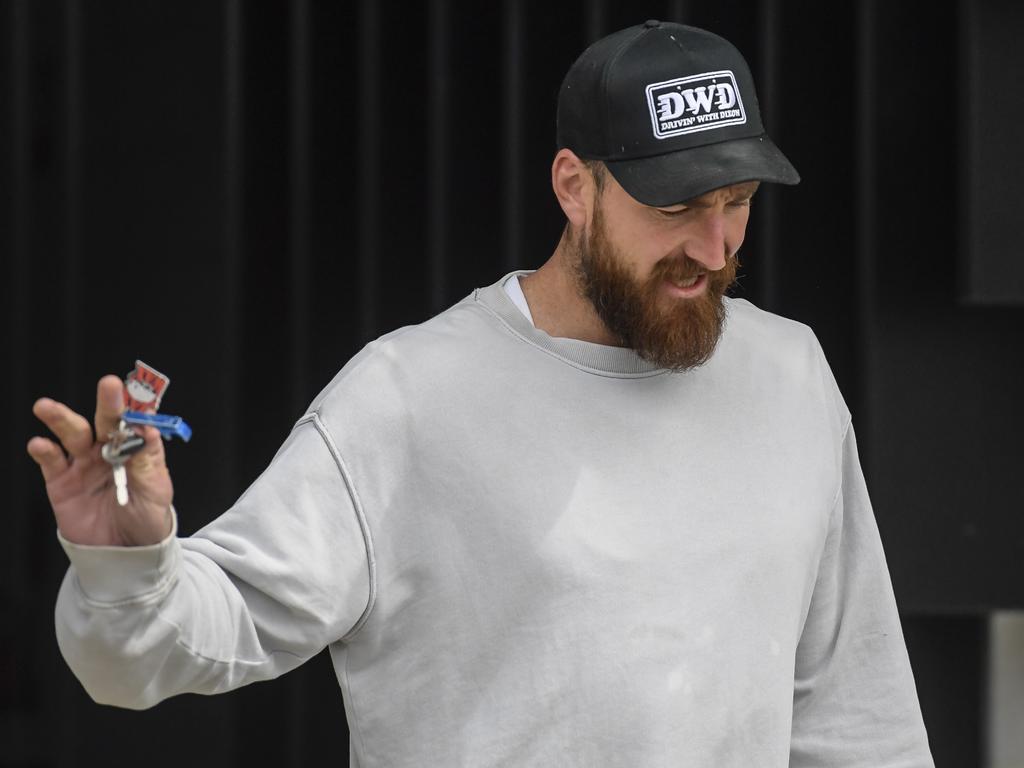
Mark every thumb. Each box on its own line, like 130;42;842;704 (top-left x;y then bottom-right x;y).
120;425;174;544
128;426;169;476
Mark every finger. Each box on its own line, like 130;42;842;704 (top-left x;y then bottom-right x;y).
26;436;71;483
94;375;126;442
31;398;95;460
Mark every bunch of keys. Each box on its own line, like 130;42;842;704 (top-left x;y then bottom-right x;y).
101;422;146;506
100;360;192;507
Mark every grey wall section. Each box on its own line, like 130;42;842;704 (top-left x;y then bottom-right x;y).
2;0;1021;766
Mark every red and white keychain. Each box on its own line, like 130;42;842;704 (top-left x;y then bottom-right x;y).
101;361;173;506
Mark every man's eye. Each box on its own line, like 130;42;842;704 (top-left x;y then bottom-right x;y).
728;198;752;207
657;208;688;217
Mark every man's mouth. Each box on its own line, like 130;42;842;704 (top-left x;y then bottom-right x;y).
669;275;700;288
663;273;708;297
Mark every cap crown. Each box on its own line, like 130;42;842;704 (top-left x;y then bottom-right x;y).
557;22;766;161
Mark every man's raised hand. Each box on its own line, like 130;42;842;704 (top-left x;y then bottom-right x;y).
27;375;174;547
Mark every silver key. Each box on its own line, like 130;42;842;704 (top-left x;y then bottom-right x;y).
102;421;145;507
112;464;129;506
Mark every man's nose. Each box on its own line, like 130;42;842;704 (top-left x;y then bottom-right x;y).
683;211;729;271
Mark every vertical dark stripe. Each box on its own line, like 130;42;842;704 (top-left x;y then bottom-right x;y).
289;0;310;414
757;0;779;311
222;2;242;520
358;0;380;341
285;1;311;764
7;18;30;761
957;0;974;294
428;0;449;312
585;0;606;43
666;0;689;24
974;614;991;768
855;0;877;465
9;0;29;600
65;0;81;394
501;0;522;272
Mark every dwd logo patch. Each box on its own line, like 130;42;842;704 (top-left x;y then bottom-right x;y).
645;70;747;140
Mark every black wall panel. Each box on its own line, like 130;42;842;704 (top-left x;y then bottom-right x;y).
962;0;1024;304
3;1;1022;765
864;0;1024;612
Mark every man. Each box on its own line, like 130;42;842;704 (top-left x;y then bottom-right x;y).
30;21;933;767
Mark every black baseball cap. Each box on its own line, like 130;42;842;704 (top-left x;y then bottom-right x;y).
557;20;799;206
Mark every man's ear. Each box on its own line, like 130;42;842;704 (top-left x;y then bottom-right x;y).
551;149;591;231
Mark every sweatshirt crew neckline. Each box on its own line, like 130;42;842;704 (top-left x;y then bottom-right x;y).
474;270;668;377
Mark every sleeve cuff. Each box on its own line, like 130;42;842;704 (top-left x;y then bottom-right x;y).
56;507;182;605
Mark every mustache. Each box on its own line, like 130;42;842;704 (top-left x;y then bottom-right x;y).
655;252;739;284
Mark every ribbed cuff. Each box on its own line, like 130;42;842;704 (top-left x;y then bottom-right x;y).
56;507;181;605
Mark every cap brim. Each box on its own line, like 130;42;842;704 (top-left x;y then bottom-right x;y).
603;135;800;207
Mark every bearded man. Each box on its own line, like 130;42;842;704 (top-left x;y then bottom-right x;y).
33;20;934;767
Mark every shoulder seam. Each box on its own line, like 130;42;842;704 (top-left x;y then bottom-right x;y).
830;417;853;515
296;412;378;642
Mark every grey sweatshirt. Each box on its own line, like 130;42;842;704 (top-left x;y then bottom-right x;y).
55;270;934;767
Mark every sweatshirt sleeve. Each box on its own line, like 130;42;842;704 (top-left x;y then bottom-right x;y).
789;423;934;767
54;412;373;710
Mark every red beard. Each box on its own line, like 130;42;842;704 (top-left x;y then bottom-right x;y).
570;203;738;372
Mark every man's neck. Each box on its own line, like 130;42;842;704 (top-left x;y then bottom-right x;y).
517;238;623;347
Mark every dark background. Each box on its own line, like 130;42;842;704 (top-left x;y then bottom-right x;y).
3;0;1023;766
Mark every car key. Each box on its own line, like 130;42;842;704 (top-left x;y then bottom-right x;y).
101;422;145;506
